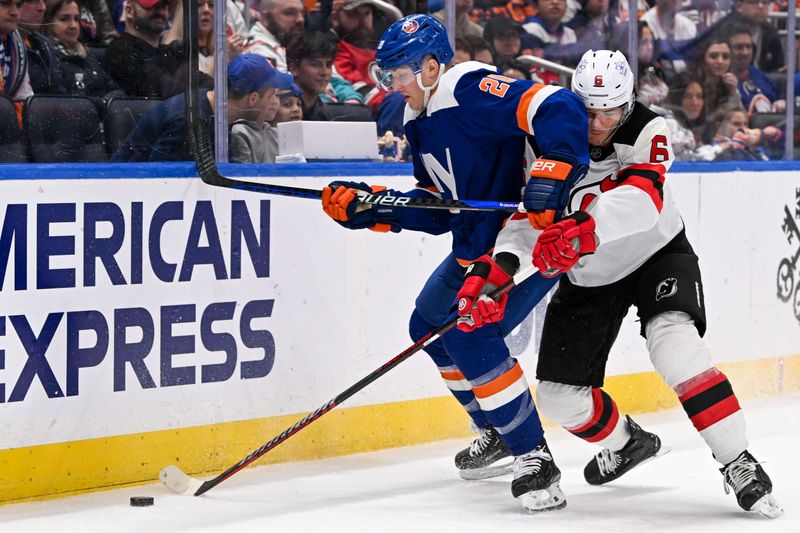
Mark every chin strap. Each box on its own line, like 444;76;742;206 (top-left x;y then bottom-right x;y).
416;63;446;111
593;97;636;146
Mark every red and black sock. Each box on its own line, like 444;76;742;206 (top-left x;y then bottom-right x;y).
568;388;621;443
677;368;741;432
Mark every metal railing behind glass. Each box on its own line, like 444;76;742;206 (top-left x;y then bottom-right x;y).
516;55;575;87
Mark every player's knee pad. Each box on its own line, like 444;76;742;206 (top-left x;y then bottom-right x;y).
535;380;593;428
646;311;714;389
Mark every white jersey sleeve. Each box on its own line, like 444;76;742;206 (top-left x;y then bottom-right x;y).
565;103;685;287
589;115;673;248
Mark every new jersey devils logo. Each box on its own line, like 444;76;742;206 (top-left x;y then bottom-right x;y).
594;75;604;87
402;19;419;33
655;278;678;301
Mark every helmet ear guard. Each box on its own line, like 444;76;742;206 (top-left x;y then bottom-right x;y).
571;49;635;123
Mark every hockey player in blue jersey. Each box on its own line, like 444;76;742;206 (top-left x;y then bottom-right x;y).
320;14;589;511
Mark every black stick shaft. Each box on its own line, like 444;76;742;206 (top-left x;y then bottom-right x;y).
192;270;531;496
200;170;521;213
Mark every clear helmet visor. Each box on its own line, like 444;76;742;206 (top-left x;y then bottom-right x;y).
377;65;418;91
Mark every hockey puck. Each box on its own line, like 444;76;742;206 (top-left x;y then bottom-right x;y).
130;496;154;507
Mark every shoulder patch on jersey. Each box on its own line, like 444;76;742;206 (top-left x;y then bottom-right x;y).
611;102;661;146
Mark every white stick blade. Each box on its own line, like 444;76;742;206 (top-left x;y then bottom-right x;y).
160;465;203;496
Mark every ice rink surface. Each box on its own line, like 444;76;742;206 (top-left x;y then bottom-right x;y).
3;394;798;533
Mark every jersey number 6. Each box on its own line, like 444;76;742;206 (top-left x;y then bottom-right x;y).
650;135;669;163
479;74;516;98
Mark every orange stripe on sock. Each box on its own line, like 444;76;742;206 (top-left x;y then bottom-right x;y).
440;369;466;381
473;363;523;399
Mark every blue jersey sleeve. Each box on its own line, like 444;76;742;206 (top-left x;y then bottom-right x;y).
529;88;589;167
451;70;588;166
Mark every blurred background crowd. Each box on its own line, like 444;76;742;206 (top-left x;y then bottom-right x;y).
0;0;798;162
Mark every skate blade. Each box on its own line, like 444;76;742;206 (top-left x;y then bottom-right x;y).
651;445;671;460
459;459;514;480
587;445;672;486
624;445;671;474
519;482;567;513
750;493;784;518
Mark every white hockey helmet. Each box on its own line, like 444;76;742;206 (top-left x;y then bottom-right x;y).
571;49;635;120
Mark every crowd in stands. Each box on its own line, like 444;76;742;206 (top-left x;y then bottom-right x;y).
0;0;796;162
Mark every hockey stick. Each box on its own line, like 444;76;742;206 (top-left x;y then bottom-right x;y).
159;264;537;497
199;171;524;213
181;0;520;213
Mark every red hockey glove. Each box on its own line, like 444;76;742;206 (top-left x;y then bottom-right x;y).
456;254;516;332
533;211;597;277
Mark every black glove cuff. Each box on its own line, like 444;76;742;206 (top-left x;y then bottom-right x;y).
494;252;520;277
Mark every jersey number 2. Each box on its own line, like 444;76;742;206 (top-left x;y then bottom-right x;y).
650;135;669;163
479;74;515;97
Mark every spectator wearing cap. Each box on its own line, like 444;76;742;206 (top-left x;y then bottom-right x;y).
700;0;783;73
483;15;526;65
329;0;404;133
230;68;287;163
433;0;483;39
274;82;303;123
19;0;67;94
0;0;34;100
101;0;192;97
244;0;304;71
114;53;293;162
523;0;585;67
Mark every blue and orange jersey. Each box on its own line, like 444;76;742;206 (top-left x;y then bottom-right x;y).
400;61;589;264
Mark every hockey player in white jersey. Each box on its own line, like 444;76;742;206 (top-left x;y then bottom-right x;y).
512;49;782;518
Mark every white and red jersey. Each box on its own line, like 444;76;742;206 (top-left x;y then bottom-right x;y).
494;101;685;287
566;102;684;287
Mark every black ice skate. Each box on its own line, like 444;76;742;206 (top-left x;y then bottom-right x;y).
511;439;567;512
455;426;513;480
584;415;667;485
720;450;783;518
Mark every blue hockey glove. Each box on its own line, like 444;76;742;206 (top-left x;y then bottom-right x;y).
321;181;401;232
523;158;588;230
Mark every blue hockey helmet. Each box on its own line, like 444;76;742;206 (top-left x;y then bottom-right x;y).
375;14;453;88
